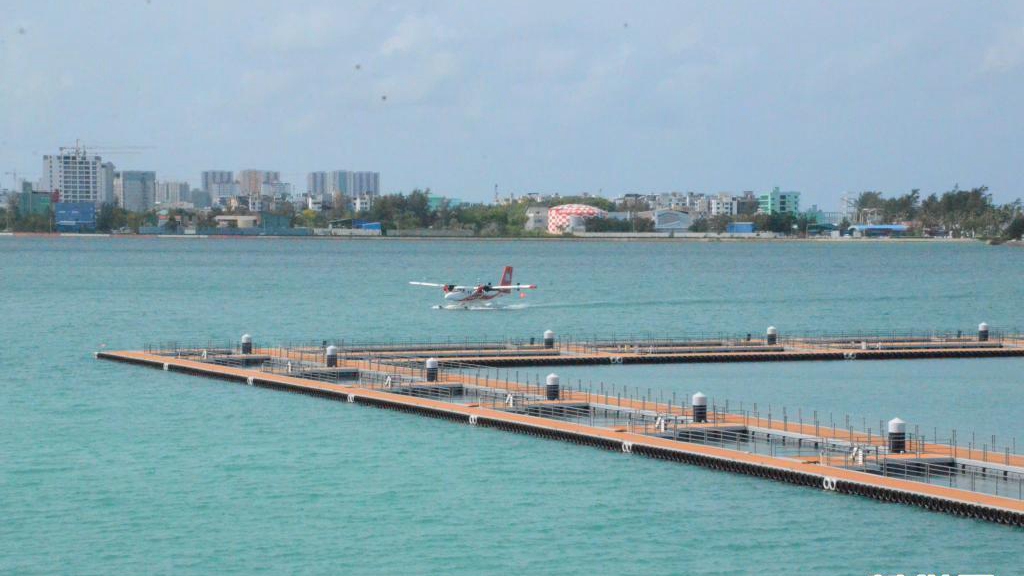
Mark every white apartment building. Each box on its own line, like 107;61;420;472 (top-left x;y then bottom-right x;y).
709;193;735;216
352;193;375;213
40;147;115;206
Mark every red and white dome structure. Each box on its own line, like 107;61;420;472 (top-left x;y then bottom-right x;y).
547;204;608;234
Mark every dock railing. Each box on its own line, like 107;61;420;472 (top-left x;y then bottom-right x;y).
141;326;1021;362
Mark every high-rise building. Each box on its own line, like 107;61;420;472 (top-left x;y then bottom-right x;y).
201;170;233;194
156;181;191;205
327;170;380;197
98;162;115;206
238;170;280;196
209;182;240;198
40;147;115;207
758;187;801;215
307;172;327;200
115;171;156;213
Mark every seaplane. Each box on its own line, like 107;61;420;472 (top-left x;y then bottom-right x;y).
410;266;538;308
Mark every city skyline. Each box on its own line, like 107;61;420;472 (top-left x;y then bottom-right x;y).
2;1;1022;207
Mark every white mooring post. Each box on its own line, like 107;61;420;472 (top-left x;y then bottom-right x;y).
543;330;556;349
546;373;560;400
692;392;708;423
888;417;907;453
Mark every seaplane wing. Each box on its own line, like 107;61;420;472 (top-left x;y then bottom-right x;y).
409;281;473;291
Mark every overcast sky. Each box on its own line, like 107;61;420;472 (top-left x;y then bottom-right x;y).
1;1;1022;208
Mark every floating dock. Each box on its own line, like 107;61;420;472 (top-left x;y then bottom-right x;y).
99;329;1024;528
186;325;1024;367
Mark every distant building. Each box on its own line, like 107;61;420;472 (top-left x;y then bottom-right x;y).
709;193;735;216
238;170;280;196
156;181;191;205
524;206;548;232
727;222;756;234
17;181;53;218
352;193;375;213
258;212;291;231
758;187;800;215
328;170;380;197
115;171;156;213
732;192;759;215
260;182;292;197
214;215;258;228
201;171;233;194
189;189;212;209
209;182;240;198
40;147;115;207
54;202;96;232
307;171;328;200
804;205;843;225
548;204;607;234
653;209;692;231
838;193;858;223
846;224;908;237
426;195;463;210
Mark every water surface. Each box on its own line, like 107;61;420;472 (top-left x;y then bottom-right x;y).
2;238;1022;575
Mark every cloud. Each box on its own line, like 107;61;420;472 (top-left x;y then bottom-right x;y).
369;14;460;105
982;25;1024;72
569;43;635;106
380;14;447;55
373;50;459;104
269;5;350;50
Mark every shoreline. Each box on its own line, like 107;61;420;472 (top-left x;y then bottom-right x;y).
0;231;986;243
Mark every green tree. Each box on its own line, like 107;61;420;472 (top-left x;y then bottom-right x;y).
126;213;145;233
708;214;733;233
1003;216;1024;241
96;204;129;232
544;196;615;211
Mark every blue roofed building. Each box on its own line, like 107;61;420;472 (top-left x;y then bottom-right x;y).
54;202;96;232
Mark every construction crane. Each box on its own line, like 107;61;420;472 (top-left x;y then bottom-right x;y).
4;170;20;188
59;139;155;158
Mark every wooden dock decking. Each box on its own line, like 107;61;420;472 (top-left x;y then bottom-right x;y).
97;348;1024;528
301;336;1024;367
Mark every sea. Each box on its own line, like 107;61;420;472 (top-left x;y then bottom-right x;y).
1;237;1022;575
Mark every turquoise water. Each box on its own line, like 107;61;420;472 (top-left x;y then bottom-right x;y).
2;238;1023;575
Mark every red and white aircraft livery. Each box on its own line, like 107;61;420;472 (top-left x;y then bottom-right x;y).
410;266;537;308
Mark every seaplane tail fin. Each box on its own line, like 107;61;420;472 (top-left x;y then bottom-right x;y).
500;266;513;286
